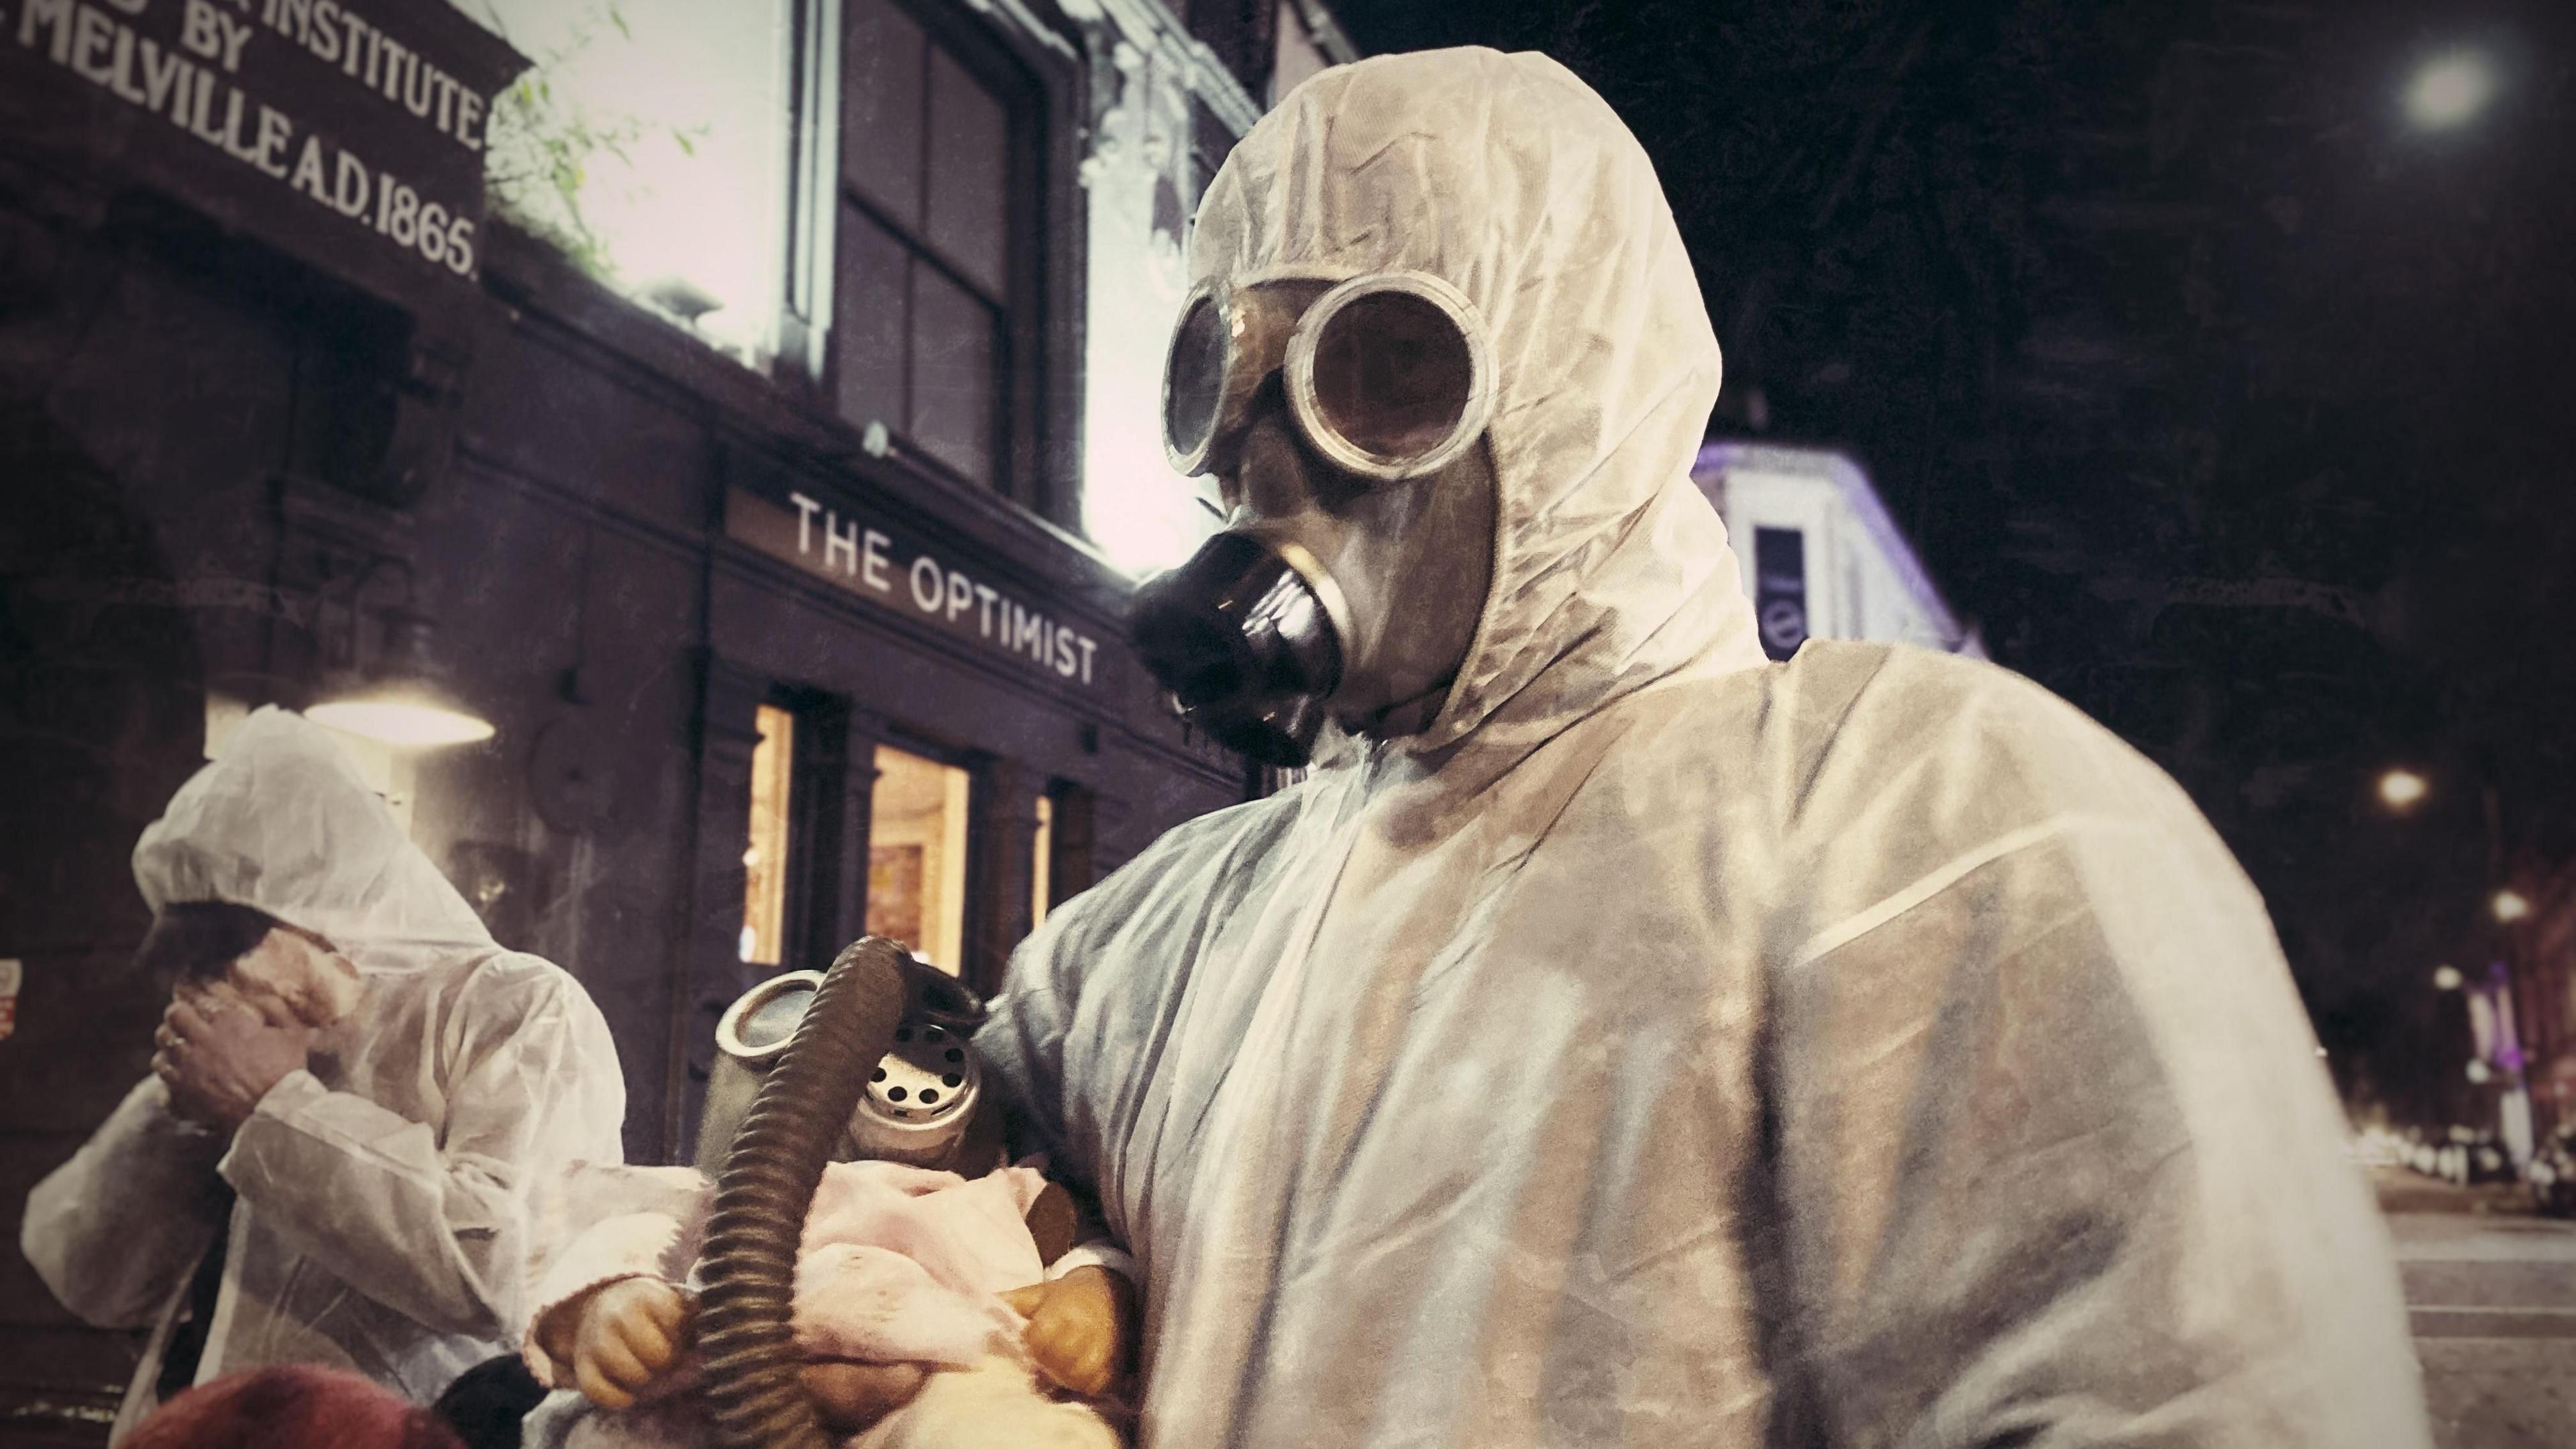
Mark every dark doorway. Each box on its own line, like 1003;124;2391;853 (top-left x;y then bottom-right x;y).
0;405;209;1442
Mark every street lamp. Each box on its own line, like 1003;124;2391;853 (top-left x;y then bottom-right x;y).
2434;964;2464;991
308;609;496;747
2377;768;2429;810
2405;50;2499;130
305;558;494;750
2494;889;2532;923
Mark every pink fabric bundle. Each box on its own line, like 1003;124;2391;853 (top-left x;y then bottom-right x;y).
792;1161;1051;1365
526;1159;1056;1387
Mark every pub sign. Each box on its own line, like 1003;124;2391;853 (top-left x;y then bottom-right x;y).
727;487;1120;698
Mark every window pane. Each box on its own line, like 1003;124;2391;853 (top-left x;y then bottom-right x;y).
742;704;795;965
476;0;793;364
835;204;912;432
924;49;1010;297
867;747;971;974
910;262;998;484
1030;792;1053;929
843;0;926;227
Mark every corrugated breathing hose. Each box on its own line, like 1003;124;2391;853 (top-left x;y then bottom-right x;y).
694;936;911;1449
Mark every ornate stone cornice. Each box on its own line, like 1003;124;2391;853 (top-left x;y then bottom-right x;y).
1055;0;1265;133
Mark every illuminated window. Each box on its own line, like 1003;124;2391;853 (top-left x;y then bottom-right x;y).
1031;792;1054;928
741;704;795;964
833;0;1035;492
867;746;971;973
472;0;794;366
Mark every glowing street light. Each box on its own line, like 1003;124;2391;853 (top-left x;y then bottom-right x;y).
2467;1059;2494;1085
307;690;496;749
2493;889;2532;923
2405;50;2499;131
2433;964;2464;991
308;611;494;749
2377;768;2429;810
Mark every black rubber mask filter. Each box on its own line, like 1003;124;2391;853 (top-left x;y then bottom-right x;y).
1128;531;1344;768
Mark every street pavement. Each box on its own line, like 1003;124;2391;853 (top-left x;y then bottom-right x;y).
2377;1167;2576;1448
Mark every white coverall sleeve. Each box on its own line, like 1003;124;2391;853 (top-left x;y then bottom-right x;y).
520;1163;712;1386
981;979;1133;1281
1762;805;2424;1446
21;1075;234;1330
977;879;1101;1191
977;811;1258;1191
977;903;1143;1285
217;959;625;1340
978;989;1072;1172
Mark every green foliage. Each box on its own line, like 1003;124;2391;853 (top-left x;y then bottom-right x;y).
474;1;708;283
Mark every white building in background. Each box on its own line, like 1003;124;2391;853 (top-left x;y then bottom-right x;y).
1695;441;1984;660
1075;0;1360;576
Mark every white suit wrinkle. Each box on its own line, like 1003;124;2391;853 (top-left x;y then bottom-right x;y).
977;44;2427;1449
21;706;627;1442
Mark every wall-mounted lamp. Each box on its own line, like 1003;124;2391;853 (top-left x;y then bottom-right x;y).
307;558;494;749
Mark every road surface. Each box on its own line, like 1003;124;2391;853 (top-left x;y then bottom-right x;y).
2380;1169;2576;1448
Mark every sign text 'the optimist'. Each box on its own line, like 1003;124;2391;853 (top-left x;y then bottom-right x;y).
727;488;1104;690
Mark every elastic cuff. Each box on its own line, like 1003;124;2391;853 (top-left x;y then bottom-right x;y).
144;1080;229;1149
1046;1240;1136;1283
250;1068;329;1122
215;1070;327;1187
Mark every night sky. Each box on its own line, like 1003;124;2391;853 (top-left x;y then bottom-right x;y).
1331;0;2576;1115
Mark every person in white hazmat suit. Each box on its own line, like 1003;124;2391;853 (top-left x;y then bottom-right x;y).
973;47;2432;1449
21;706;626;1442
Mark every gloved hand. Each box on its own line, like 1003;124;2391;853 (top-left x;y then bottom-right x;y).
1003;1265;1136;1397
564;1277;691;1411
549;1275;929;1430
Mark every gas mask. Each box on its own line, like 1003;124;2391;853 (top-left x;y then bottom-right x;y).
694;957;988;1172
1128;270;1499;767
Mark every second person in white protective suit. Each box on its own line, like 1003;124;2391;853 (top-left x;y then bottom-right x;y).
975;47;2433;1449
21;706;627;1442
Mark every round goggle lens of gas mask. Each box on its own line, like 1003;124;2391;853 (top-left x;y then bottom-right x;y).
1161;289;1230;472
1287;273;1494;481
